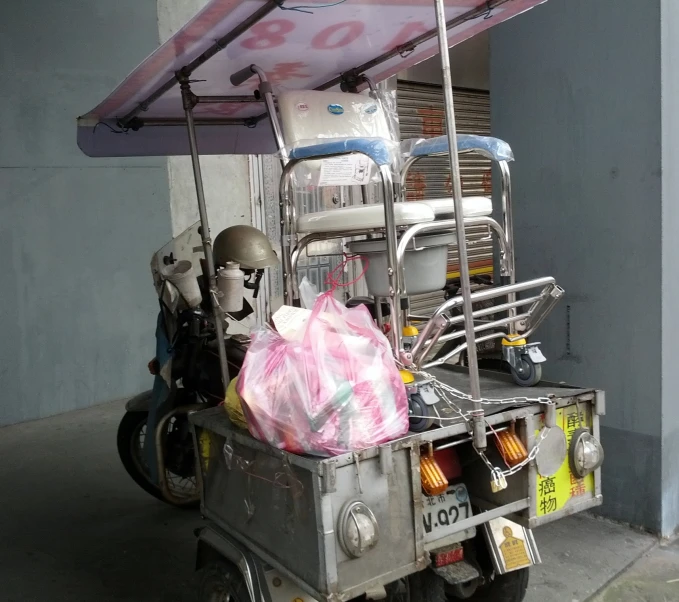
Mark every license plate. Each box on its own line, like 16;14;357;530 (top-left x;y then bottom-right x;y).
422;484;471;543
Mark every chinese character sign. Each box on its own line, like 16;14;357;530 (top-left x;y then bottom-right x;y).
535;405;595;517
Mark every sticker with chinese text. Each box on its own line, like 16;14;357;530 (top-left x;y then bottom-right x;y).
535;405;595;516
487;517;534;573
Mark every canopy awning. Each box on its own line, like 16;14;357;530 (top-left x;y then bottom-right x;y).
77;0;546;157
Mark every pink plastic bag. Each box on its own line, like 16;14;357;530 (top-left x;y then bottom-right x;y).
237;291;408;457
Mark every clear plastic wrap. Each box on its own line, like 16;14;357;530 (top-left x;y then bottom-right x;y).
299;276;319;310
402;134;515;163
277;88;402;188
236;291;409;457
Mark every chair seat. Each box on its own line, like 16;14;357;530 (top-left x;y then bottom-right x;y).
414;196;493;218
297;202;435;234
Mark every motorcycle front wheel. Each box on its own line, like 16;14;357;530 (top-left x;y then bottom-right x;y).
117;410;199;508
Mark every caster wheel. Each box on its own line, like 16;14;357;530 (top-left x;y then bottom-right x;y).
510;357;542;387
408;393;435;432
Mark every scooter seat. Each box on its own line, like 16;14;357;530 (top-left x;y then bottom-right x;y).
297;202;434;234
413;196;493;219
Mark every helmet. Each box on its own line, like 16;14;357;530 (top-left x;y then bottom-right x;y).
213;225;278;270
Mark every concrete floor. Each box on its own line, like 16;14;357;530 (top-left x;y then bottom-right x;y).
0;400;660;602
592;541;679;602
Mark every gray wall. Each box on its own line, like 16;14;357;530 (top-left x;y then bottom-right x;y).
661;0;679;536
400;31;490;90
0;1;171;425
491;0;665;531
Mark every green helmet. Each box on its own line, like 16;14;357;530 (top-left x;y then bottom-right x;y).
213;225;278;270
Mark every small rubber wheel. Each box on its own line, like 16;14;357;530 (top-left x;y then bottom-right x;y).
199;561;250;602
510;357;542;387
408;393;435;432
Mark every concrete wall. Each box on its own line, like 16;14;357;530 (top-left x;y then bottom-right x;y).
491;0;665;531
157;0;256;334
661;0;679;536
157;0;253;239
400;31;490;90
0;0;171;425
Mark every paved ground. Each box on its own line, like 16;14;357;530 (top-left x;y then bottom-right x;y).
591;540;679;602
0;400;661;601
527;515;656;602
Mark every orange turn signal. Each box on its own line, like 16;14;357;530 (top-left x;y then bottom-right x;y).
421;455;449;496
494;425;528;467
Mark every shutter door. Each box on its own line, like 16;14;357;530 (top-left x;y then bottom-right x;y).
397;80;493;317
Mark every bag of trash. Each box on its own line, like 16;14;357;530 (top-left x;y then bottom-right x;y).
237;261;408;456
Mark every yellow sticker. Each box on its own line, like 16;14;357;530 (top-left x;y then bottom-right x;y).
499;526;531;570
535;405;595;516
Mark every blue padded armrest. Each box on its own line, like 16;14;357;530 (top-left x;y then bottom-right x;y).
409;134;514;162
288;138;393;166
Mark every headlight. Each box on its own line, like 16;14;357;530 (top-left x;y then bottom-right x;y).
568;428;604;478
337;501;379;558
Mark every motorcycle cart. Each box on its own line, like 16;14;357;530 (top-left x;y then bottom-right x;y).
77;0;605;600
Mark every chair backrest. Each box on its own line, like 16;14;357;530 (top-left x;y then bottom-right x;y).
277;89;395;148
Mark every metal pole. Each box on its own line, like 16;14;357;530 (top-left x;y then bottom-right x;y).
179;77;230;395
500;160;517;331
433;0;486;450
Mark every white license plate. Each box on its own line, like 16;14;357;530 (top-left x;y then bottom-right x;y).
422;484;471;543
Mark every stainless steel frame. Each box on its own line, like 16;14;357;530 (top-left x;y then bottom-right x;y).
401;153;517;330
278;153;403;350
411;278;564;368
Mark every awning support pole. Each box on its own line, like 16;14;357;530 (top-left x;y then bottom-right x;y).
433;0;486;450
179;74;230;395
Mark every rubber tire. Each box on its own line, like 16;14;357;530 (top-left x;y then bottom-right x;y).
199;561;250;602
510;358;542;387
462;568;529;602
116;410;197;509
409;569;447;602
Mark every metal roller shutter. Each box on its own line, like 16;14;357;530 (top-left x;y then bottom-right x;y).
397;80;494;315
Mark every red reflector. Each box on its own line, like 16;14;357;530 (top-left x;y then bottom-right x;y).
148;358;159;375
434;545;464;567
433;448;462;481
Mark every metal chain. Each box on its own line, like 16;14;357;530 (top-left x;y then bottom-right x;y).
476;426;549;487
417;370;553;406
410;371;556;487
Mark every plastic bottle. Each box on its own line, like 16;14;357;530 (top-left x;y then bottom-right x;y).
217;262;245;313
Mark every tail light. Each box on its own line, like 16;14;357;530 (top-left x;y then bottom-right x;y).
433;447;462;481
420;454;448;496
148;358;159;375
494;423;528;467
